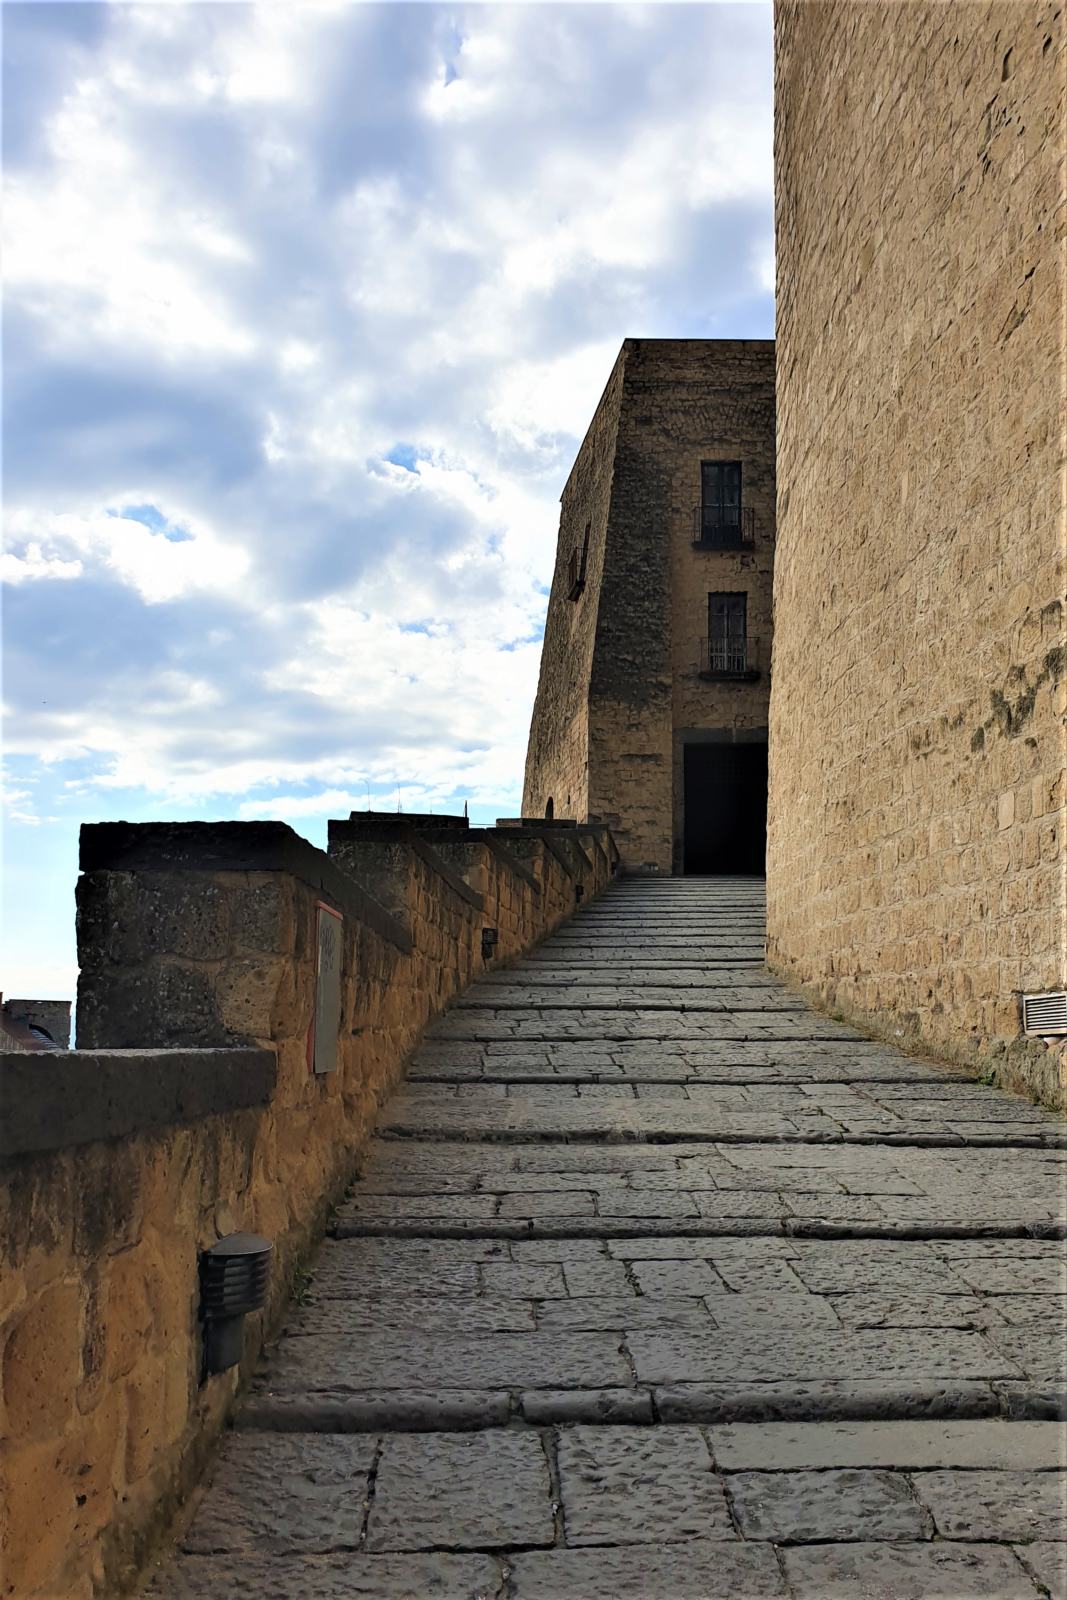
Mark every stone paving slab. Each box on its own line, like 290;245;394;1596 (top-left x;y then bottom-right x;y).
180;1434;376;1555
1018;1542;1067;1600
261;1329;633;1393
508;1542;786;1599
366;1432;554;1552
555;1424;734;1544
146;1552;506;1598
782;1540;1045;1597
708;1419;1067;1469
914;1469;1067;1541
726;1466;930;1540
628;1326;1020;1384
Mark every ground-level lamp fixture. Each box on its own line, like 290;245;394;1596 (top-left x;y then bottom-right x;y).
481;927;499;961
200;1232;273;1376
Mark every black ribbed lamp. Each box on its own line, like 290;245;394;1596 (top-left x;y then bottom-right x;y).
200;1232;273;1375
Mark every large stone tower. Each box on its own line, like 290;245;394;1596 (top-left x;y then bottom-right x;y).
523;338;775;874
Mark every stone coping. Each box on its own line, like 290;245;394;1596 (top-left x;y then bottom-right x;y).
79;820;412;954
0;1046;276;1157
234;1381;1065;1432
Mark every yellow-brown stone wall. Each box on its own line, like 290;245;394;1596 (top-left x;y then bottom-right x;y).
769;0;1066;1102
5;825;614;1598
2;1110;274;1600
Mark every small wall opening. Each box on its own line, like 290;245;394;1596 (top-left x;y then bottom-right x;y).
545;798;554;820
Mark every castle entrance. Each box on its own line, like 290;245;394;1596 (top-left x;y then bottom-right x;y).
682;740;767;874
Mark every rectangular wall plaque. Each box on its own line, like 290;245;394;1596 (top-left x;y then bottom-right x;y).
310;902;343;1075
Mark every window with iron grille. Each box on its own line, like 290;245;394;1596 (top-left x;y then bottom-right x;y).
700;460;742;538
707;592;747;674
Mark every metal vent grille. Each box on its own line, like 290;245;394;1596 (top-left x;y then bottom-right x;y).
1022;991;1067;1036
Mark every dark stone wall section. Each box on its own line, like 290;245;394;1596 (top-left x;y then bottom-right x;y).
0;1047;275;1157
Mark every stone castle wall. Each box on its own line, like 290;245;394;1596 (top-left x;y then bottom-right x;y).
2;817;615;1599
769;0;1066;1102
525;339;775;872
523;351;626;826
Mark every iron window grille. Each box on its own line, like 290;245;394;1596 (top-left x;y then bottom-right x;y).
701;592;760;679
699;634;762;679
692;502;755;550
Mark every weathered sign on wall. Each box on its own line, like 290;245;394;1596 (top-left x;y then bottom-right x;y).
310;902;343;1075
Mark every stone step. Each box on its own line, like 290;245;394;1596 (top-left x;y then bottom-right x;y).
144;1421;1066;1597
454;990;806;1011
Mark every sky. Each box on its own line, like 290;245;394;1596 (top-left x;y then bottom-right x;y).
1;1;774;1005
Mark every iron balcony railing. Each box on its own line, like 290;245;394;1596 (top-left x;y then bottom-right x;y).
699;634;762;680
692;503;755;550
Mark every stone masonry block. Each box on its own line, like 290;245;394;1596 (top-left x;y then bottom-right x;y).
366;1431;554;1552
556;1424;732;1545
183;1434;377;1555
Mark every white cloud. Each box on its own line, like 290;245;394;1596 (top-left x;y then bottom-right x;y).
3;507;251;605
0;544;83;585
2;1;773;986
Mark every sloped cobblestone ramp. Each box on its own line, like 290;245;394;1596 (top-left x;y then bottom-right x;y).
149;879;1067;1599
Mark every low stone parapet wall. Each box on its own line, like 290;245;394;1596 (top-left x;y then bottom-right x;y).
2;815;616;1598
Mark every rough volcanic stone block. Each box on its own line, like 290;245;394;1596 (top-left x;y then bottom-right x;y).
595;1189;702;1218
311;1240;495;1298
480;1262;567;1298
726;1468;928;1542
1015;1542;1067;1600
238;1392;511;1433
498;1191;596;1217
511;1238;612;1260
266;1330;631;1394
656;1381;996;1426
344;1195;501;1220
701;1294;840;1332
789;1257;974;1295
556;1425;732;1546
982;1324;1067;1380
780;1541;1040;1598
830;1295;986;1330
366;1432;554;1553
283;1298;535;1338
710;1421;1067;1472
181;1435;377;1555
509;1542;785;1599
630;1260;729;1297
537;1295;709;1333
146;1552;504;1599
627;1327;1013;1385
913;1470;1067;1541
520;1389;653;1425
955;1259;1067;1295
561;1259;633;1297
710;1259;811;1294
